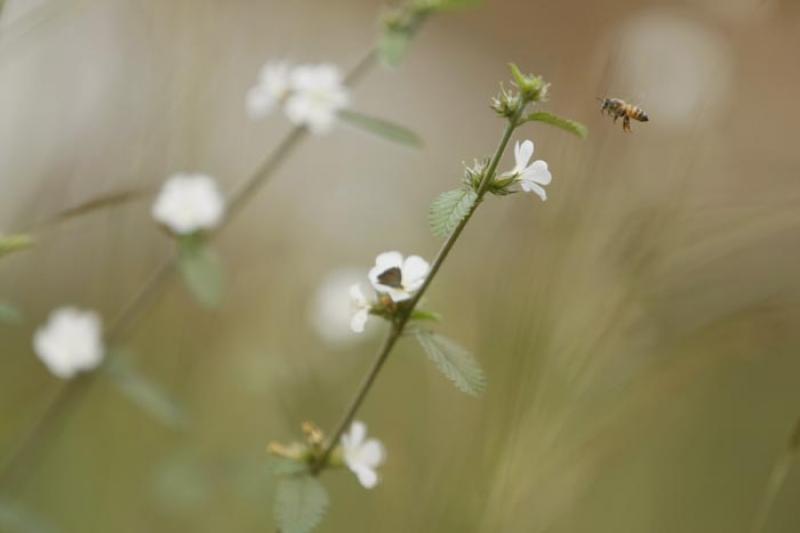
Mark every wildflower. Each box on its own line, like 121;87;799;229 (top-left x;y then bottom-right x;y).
368;251;430;303
33;307;104;379
341;421;386;489
309;269;374;345
246;61;292;119
284;64;349;133
503;140;552;201
152;173;226;235
349;284;371;333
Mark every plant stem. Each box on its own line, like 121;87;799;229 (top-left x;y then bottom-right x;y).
0;48;378;493
314;103;528;471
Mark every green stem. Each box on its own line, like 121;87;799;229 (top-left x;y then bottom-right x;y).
314;103;529;471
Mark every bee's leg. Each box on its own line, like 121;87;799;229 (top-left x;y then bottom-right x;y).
623;116;631;132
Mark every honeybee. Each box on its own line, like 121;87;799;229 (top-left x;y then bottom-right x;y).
598;97;649;132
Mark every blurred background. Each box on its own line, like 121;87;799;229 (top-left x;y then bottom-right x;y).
2;0;800;531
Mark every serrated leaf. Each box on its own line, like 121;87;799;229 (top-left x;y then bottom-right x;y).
525;112;588;139
0;303;23;325
378;28;411;67
428;188;477;238
338;110;422;148
105;355;186;429
274;474;329;533
414;330;486;396
178;236;224;308
271;458;310;477
0;500;58;533
0;234;34;259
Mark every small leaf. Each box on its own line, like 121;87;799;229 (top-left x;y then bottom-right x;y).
105;355;186;429
0;303;23;325
274;474;329;533
428;187;477;238
525;112;588;139
0;500;58;533
409;309;442;322
0;234;34;259
431;0;483;10
378;28;411;67
414;330;486;396
178;236;224;308
338;110;422;148
272;458;310;477
51;190;148;224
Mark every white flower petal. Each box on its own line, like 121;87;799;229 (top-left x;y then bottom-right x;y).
351;464;379;489
151;174;226;235
401;255;429;291
520;180;548;201
386;287;411;302
375;251;404;270
346;421;367;448
357;439;386;468
525;160;551;185
349;284;367;306
33;307;104;379
514;140;534;173
350;308;368;333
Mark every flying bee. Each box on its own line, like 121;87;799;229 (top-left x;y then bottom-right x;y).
598;97;649;132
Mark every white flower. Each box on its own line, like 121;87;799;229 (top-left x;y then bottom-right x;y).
349;284;371;333
284;64;349;134
341;421;386;489
33;307;104;379
246;61;292;119
503;140;552;201
308;269;375;346
152;173;225;235
368;251;429;303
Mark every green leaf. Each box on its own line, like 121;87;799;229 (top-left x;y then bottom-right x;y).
274;474;329;533
338;110;422;148
105;355;186;429
409;309;442;322
428;187;477;238
0;234;34;259
378;28;411;67
414;330;486;396
0;500;58;533
0;303;23;325
525;112;588;139
429;0;482;10
178;236;224;308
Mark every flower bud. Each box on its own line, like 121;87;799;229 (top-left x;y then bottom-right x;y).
508;63;550;103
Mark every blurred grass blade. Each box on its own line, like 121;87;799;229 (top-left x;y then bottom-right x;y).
274;474;329;533
429;187;477;238
50;189;148;225
525;111;588;139
0;234;34;259
105;354;186;429
178;237;224;309
338;110;423;148
414;330;486;396
0;500;59;533
0;302;23;325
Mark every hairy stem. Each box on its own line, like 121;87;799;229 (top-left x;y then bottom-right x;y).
314;103;528;470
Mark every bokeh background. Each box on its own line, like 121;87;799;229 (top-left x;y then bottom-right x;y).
2;0;800;531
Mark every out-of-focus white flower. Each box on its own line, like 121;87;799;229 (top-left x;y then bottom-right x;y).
246;61;292;119
152;173;225;235
349;284;371;333
33;307;104;379
368;251;429;303
502;140;552;201
341;421;385;489
284;64;349;133
309;269;374;346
